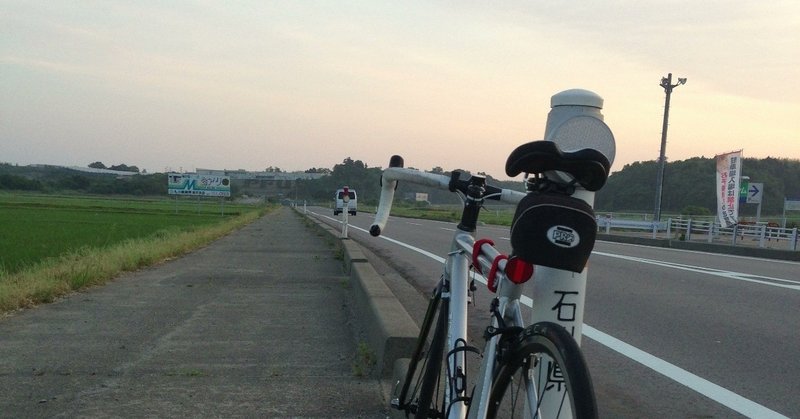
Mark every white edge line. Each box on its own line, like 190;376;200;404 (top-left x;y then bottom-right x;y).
582;325;788;419
592;251;800;290
598;239;800;266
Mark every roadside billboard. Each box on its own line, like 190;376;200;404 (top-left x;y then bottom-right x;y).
168;173;231;197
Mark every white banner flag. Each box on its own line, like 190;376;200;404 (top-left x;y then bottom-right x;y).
715;150;743;228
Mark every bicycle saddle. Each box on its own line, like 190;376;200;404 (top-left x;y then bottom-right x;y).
505;141;611;191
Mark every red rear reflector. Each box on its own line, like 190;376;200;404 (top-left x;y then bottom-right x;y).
505;257;534;284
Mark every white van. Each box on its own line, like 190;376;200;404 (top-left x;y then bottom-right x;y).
334;187;357;216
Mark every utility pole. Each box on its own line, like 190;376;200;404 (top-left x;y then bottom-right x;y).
654;73;687;221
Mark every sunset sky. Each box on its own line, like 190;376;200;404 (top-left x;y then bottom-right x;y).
2;1;798;179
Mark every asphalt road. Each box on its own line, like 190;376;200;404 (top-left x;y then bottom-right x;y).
309;206;799;418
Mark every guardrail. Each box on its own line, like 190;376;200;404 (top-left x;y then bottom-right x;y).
597;217;799;251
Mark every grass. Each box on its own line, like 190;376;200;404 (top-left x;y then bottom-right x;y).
352;341;376;377
0;206;220;274
0;192;243;214
0;193;270;313
0;193;255;274
388;204;516;227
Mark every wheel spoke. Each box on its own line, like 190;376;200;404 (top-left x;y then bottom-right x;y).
486;322;597;419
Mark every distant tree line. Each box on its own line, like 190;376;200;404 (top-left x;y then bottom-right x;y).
292;157;524;206
0;164;165;195
0;173;44;191
3;157;798;216
595;157;800;216
88;161;141;173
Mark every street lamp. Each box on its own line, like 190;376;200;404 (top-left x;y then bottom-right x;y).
654;73;686;221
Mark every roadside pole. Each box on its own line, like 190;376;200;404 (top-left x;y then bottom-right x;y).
341;187;350;238
532;89;616;418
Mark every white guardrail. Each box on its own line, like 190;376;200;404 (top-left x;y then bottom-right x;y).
596;217;799;251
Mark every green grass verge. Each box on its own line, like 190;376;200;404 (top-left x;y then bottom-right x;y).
0;206;270;314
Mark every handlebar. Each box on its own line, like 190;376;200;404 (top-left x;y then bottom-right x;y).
369;157;526;237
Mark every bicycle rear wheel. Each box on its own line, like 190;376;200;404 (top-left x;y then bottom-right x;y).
486;322;597;419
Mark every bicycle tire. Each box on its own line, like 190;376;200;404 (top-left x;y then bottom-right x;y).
486;321;597;419
395;287;448;418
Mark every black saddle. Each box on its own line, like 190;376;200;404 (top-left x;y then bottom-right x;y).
505;141;611;191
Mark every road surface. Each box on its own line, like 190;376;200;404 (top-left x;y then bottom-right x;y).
310;206;799;418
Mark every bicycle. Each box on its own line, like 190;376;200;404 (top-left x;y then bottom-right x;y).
369;140;611;418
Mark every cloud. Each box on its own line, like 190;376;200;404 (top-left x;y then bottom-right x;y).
1;0;798;175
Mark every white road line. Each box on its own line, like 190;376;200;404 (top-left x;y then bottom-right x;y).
370;230;445;263
599;240;800;266
314;211;789;419
593;251;800;290
583;326;788;419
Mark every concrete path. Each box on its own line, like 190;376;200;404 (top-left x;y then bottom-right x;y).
0;207;388;418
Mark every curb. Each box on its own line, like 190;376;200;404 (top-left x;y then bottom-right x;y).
297;209;419;379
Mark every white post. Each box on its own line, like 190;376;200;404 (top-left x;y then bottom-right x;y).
756;201;762;223
782;198;787;228
530;89;615;417
708;222;714;243
686;219;693;241
341;210;349;238
759;225;766;248
791;228;798;251
341;187;350;238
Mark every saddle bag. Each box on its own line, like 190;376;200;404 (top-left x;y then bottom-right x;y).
510;191;597;273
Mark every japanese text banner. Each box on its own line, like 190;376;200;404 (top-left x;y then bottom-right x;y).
715;150;743;228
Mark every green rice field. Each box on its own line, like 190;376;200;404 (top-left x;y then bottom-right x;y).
388;204;516;227
0;193;261;275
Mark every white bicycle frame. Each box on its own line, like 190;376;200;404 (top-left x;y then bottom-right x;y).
372;168;589;418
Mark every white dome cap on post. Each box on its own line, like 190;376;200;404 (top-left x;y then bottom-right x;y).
551;89;604;109
543;88;616;167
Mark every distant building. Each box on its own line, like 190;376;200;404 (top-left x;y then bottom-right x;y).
58;165;138;176
403;192;429;202
195;168;327;181
195;168;329;198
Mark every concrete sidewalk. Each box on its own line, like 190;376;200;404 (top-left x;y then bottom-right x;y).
0;207;390;418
